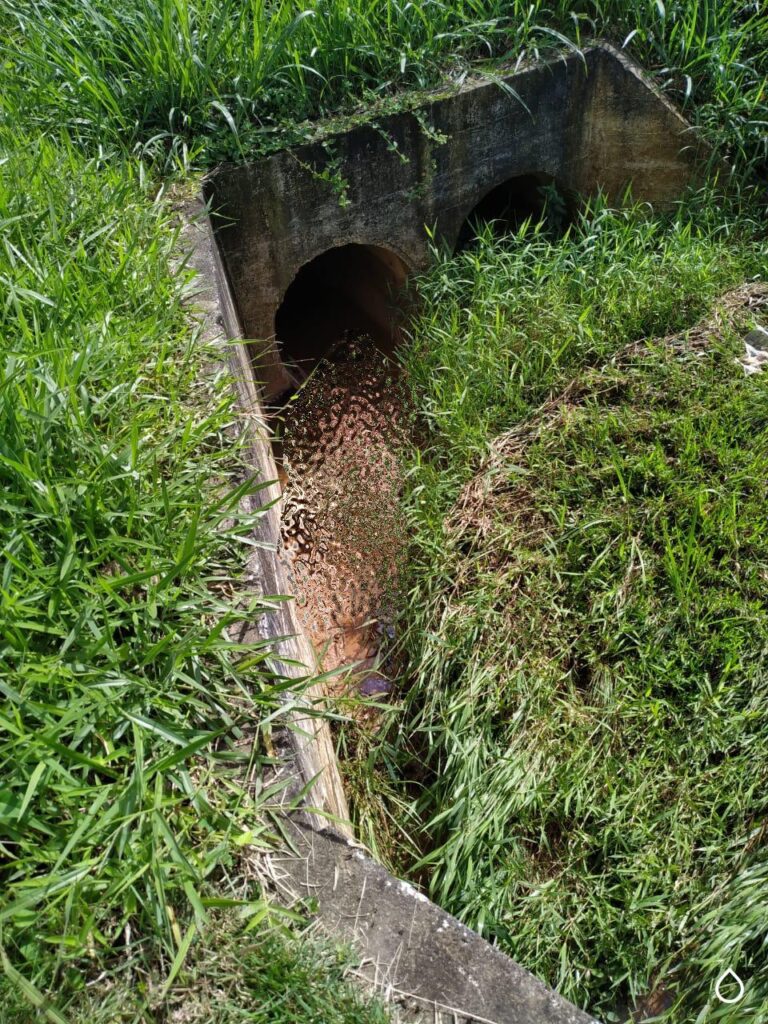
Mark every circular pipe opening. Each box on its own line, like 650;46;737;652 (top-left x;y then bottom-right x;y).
456;173;575;251
274;243;410;394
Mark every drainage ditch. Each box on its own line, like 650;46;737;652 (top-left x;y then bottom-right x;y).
269;180;567;717
198;50;708;1018
276;344;408;690
199;32;708;808
271;245;411;703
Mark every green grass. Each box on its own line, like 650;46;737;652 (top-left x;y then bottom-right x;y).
401;201;764;468
1;1;766;177
369;210;768;1020
0;919;391;1023
0;132;312;1014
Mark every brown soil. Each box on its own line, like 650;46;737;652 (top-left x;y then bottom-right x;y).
277;338;408;693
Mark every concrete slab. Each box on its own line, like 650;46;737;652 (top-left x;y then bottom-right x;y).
267;820;598;1024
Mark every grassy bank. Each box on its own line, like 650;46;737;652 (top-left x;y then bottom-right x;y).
372;207;768;1020
0;132;293;1014
0;121;394;1022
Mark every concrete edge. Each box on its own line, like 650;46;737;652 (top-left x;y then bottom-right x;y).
200;40;709;186
177;195;352;833
265;819;598;1024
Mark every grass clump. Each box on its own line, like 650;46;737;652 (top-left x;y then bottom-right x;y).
0;919;391;1024
378;214;768;1019
1;0;766;177
404;203;764;468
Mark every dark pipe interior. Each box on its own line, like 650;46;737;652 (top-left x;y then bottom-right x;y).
456;173;573;250
274;243;410;390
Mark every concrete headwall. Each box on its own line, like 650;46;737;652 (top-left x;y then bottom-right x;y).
204;43;709;397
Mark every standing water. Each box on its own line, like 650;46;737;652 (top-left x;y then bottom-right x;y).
277;338;408;691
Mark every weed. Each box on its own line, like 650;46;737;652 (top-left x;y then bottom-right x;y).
0;1;765;179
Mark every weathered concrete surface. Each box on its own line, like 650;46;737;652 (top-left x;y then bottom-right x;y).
204;42;711;398
180;199;351;833
269;820;597;1024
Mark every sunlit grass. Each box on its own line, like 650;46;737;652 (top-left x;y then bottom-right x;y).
0;133;301;1013
1;1;765;177
373;207;768;1020
0;916;391;1024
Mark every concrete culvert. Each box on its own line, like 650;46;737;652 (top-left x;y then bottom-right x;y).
456;172;574;250
274;243;410;391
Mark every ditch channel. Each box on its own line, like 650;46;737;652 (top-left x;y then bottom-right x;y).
268;181;565;726
195;46;707;1019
